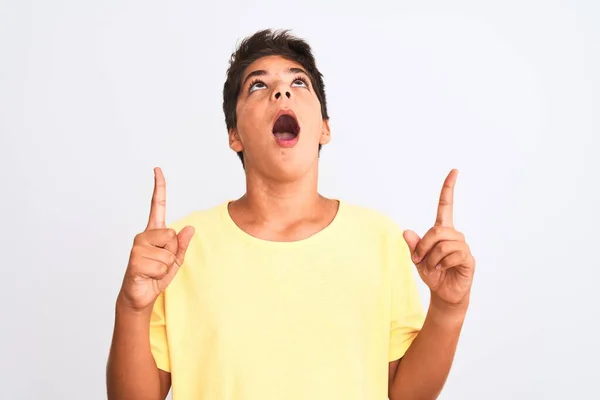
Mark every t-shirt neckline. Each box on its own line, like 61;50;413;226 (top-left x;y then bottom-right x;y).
219;199;344;248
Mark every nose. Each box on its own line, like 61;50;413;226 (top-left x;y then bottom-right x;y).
273;90;291;100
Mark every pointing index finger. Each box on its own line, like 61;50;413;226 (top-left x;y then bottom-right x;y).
147;167;167;230
435;169;458;227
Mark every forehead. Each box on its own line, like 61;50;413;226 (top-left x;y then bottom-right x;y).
242;55;306;80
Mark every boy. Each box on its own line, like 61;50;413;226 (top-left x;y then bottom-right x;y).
106;29;475;400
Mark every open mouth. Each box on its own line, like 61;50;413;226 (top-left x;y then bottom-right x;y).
272;113;300;141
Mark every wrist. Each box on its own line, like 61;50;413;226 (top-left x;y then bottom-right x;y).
115;292;154;321
427;293;470;327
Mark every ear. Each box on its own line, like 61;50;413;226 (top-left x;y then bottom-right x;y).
229;129;244;152
319;119;331;145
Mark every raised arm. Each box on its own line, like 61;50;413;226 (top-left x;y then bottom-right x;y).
389;169;476;399
106;168;195;400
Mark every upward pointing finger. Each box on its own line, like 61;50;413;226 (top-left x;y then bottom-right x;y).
146;167;167;230
435;169;458;227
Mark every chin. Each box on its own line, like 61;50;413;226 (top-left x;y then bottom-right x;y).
262;155;319;182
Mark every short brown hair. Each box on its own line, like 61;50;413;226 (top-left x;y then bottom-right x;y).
222;29;329;165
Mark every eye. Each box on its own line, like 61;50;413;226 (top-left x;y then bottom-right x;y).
248;79;267;93
291;76;309;88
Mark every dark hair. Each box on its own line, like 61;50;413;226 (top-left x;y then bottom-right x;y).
222;29;329;166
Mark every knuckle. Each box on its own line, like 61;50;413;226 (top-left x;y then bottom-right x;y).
133;232;145;244
465;252;474;265
153;198;167;207
157;263;168;276
440;258;450;269
167;252;176;266
431;226;444;236
165;228;177;239
438;241;451;254
460;250;469;261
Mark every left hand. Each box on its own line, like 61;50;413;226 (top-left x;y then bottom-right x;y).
403;169;476;307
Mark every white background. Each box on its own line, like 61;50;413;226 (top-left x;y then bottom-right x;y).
1;0;598;398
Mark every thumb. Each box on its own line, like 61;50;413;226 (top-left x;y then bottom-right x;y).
403;229;421;258
175;225;195;265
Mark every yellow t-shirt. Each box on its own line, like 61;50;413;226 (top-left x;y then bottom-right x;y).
150;200;425;400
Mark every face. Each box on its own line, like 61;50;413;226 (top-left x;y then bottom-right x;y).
229;55;330;180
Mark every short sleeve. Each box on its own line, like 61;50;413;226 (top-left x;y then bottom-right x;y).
388;232;426;362
150;291;171;372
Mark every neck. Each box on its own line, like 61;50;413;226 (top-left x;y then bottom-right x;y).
237;164;324;223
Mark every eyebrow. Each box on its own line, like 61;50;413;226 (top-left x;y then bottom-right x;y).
241;67;310;88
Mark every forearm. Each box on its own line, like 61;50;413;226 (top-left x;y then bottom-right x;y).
106;297;163;400
390;296;468;400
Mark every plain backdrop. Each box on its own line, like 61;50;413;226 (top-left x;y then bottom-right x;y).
1;0;598;399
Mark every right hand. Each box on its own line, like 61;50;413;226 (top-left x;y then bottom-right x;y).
118;167;195;313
